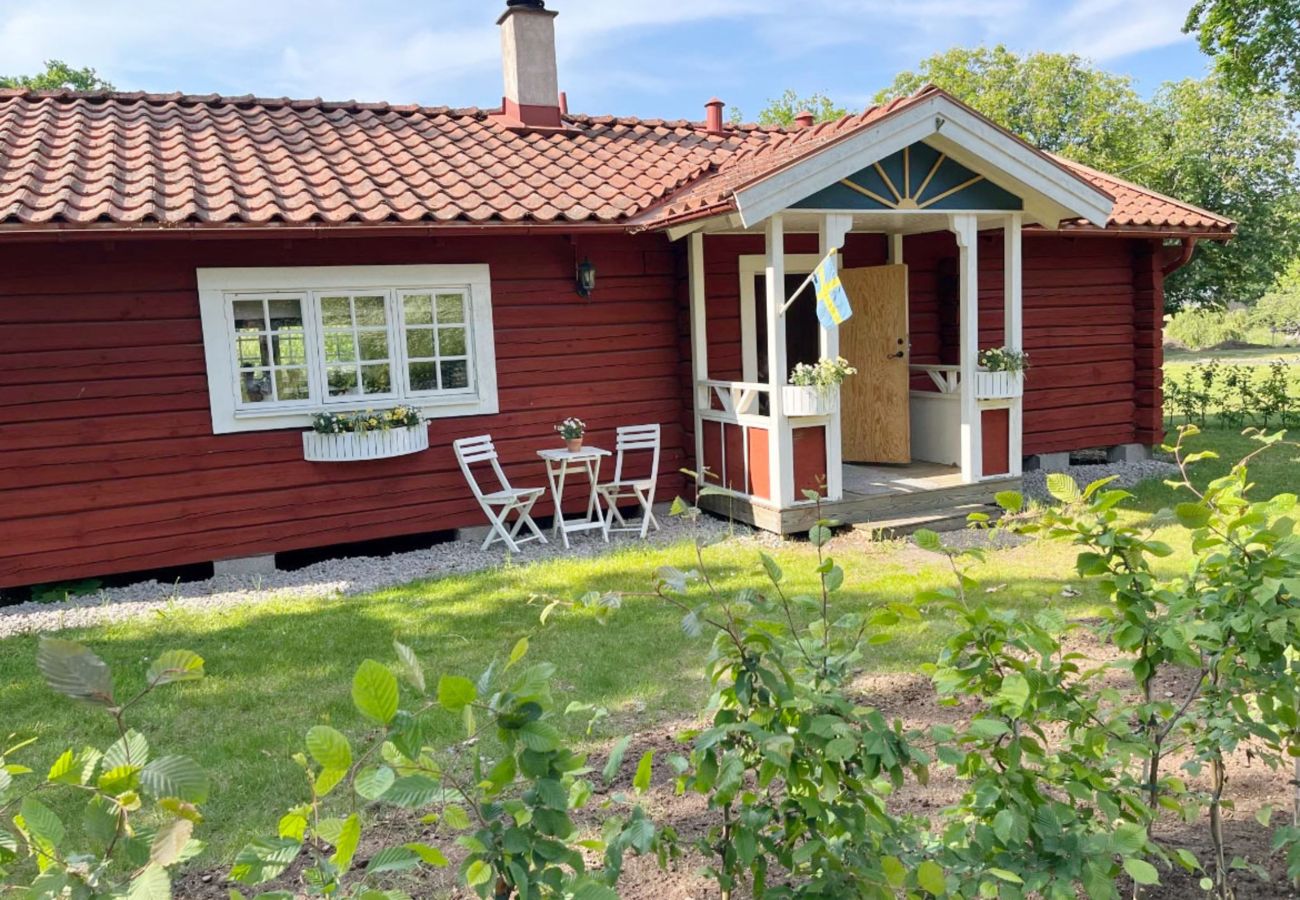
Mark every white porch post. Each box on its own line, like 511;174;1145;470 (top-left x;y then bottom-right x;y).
951;214;982;482
765;215;794;507
688;232;708;486
818;213;852;502
1003;213;1023;476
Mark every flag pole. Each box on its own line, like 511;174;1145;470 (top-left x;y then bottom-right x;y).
779;248;836;316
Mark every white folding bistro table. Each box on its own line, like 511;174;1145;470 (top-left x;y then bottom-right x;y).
536;446;611;549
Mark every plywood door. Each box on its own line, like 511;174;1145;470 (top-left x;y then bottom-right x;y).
839;265;910;463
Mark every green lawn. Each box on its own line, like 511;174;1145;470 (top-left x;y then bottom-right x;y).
1164;345;1300;366
1;424;1295;871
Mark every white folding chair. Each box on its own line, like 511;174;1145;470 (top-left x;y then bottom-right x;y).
597;424;662;539
453;435;548;553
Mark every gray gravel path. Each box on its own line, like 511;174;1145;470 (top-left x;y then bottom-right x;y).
0;516;741;640
1021;458;1178;502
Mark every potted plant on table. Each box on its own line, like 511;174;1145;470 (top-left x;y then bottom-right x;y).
555;416;587;452
302;405;428;461
975;346;1029;399
784;356;857;416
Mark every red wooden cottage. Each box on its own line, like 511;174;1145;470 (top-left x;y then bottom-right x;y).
0;1;1234;588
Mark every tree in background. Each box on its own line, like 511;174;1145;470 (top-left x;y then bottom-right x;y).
0;59;113;91
874;45;1156;174
868;47;1300;310
1185;0;1300;104
1252;258;1300;340
730;88;846;127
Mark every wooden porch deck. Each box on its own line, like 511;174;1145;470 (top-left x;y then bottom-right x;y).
699;462;1021;535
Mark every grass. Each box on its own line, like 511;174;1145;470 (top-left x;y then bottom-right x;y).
1164;345;1300;366
1;422;1295;872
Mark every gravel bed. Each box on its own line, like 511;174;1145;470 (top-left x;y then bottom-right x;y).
1021;457;1178;502
0;516;743;640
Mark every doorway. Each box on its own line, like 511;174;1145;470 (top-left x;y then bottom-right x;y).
839;264;911;464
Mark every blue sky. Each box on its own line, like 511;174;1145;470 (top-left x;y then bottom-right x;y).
0;0;1212;120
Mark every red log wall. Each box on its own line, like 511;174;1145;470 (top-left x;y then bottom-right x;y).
0;233;689;588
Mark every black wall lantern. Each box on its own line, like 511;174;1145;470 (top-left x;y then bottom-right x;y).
575;257;596;298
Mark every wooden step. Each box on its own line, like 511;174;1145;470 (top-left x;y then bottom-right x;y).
846;503;1000;540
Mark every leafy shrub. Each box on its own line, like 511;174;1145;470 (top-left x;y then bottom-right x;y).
998;426;1300;898
1165;359;1298;428
648;494;931;898
232;639;657;900
0;638;208;898
1165;307;1249;350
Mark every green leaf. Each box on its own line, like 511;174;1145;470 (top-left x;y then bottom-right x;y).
809;523;832;548
230;837;302;885
1123;857;1160;886
384;774;441;808
150;818;194;867
141;755;209;804
104;729;150;770
507;637;529;670
21;795;65;849
759;552;783;584
519;721;561;752
331;813;361;872
146;650;205;686
36;638;114;706
917;859;946;895
305;726;353;772
913;529;943;554
1174;502;1212;529
352;660;399;726
354;766;395;801
633;750;654;793
997;673;1031;716
603;735;633;785
570;882;620;900
443;805;472;830
392;640;426;694
466;859;493;887
1045;472;1080;503
881;855;907;887
405;842;449;867
127;864;171;900
987;868;1024;884
366;845;421;874
437;675;477;713
995;490;1024;513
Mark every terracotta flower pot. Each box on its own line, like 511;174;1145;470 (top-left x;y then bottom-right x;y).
566;437;584;453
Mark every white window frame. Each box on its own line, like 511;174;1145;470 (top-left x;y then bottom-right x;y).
198;265;498;434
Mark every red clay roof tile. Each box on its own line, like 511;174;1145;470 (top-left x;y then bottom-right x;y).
0;87;1233;236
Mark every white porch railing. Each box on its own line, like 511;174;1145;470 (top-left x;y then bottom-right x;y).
910;363;961;394
698;379;771;423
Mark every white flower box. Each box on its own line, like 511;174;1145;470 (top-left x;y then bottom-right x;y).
302;424;429;462
782;384;839;417
973;369;1024;400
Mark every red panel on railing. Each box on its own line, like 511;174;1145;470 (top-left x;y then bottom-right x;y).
981;407;1010;477
793;425;828;498
747;427;771;500
724;424;748;494
701;420;724;486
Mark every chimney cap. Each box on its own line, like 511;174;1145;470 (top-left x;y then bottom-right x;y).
498;0;556;24
506;0;546;7
794;110;815;128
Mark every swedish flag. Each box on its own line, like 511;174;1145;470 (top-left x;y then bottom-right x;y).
812;253;853;329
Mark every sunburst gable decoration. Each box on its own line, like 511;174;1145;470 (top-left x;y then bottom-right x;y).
791;142;1023;213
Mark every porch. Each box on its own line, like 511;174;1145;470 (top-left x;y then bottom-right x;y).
699;459;1021;534
671;98;1115;534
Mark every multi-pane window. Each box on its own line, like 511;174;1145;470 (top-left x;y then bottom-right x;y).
231;296;310;405
199;265;496;434
319;293;395;399
401;290;472;394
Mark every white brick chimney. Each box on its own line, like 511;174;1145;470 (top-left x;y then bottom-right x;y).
498;0;562;129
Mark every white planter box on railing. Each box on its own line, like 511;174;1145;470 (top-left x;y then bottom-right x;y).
973;369;1024;400
302;424;430;462
782;384;839;416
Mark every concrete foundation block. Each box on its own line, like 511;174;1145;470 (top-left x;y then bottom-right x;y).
213;553;277;577
1107;443;1150;463
1025;451;1070;472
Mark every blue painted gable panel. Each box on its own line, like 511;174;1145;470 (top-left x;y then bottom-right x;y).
791;141;1023;212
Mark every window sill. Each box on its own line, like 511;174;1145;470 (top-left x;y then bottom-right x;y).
216;395;499;435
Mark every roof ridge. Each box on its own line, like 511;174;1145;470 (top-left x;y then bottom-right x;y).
0;88;490;118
